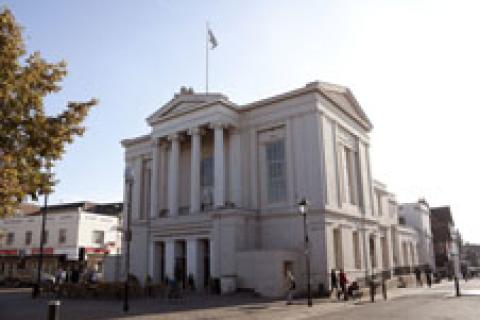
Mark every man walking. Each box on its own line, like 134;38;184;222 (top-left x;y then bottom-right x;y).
414;267;423;286
339;269;348;301
285;270;296;305
425;266;433;288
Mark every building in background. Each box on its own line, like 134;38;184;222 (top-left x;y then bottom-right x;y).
373;181;420;276
430;206;460;277
398;199;435;270
462;243;480;275
0;202;122;284
121;82;423;297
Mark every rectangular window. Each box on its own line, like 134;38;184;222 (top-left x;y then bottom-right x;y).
58;229;67;244
342;148;351;203
265;140;287;203
6;233;14;246
25;231;32;246
402;242;409;266
200;156;214;210
92;231;105;245
140;160;152;220
341;147;358;205
353;231;361;269
369;235;377;269
389;201;396;217
377;192;383;216
201;157;214;188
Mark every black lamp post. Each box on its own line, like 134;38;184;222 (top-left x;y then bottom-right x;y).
298;198;312;307
123;167;134;313
32;172;50;299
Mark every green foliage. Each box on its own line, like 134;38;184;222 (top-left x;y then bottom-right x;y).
0;8;97;216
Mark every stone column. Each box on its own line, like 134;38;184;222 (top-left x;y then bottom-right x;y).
150;138;161;218
132;157;143;220
189;128;202;213
212;123;225;207
186;239;200;287
229;127;241;207
148;238;154;277
165;239;175;280
168;134;180;216
209;238;219;278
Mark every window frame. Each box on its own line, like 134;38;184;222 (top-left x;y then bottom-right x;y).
92;230;105;245
58;229;67;244
25;231;32;246
6;233;15;246
264;139;287;204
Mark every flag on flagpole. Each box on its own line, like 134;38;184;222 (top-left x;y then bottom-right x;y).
205;23;218;93
208;27;218;49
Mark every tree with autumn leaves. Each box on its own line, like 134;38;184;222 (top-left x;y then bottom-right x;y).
0;8;97;217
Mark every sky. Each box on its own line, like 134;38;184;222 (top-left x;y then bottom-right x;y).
4;0;480;243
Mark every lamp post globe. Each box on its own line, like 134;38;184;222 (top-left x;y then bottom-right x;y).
298;198;309;215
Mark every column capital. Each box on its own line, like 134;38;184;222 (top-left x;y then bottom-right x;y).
229;126;241;135
167;133;180;142
187;127;206;136
151;137;163;147
209;121;227;130
159;140;169;150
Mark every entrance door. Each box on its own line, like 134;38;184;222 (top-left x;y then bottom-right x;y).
154;242;165;283
174;240;187;288
201;239;210;288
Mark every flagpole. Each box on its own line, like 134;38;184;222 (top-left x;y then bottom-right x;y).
205;21;209;94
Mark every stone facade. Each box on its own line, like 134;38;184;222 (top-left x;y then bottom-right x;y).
398;200;435;269
121;82;420;297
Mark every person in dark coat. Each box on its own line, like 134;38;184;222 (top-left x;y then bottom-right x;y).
339;269;348;301
71;267;80;284
425;265;432;288
330;269;339;298
414;267;423;286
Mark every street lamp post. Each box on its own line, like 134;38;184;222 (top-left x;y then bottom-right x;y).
32;177;49;299
298;198;312;307
123;167;134;313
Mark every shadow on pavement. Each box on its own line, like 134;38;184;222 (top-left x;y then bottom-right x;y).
0;288;324;320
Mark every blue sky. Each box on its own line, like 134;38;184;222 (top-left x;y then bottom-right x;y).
5;1;480;242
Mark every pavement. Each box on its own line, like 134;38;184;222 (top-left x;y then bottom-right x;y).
0;278;479;320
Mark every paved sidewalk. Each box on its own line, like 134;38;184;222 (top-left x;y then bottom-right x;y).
0;278;478;320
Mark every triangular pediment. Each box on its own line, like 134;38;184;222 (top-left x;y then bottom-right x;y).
146;88;235;125
317;82;373;131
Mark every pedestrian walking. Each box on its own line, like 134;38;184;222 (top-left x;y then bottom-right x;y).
285;270;296;305
425;266;432;288
339;269;348;301
71;267;80;284
330;269;339;299
414;267;423;286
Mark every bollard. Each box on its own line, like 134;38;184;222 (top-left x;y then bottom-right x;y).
48;300;61;320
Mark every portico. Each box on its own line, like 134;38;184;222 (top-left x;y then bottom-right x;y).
149;121;235;218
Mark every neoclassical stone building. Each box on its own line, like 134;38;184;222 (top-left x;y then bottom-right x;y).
121;82;420;297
